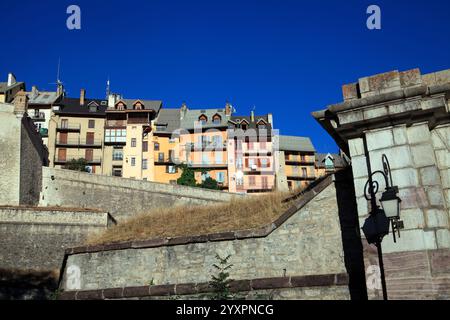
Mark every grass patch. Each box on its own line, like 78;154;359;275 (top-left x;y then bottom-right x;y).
87;191;295;245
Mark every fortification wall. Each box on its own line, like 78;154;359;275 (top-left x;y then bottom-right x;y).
0;207;114;272
39;167;241;222
59;177;351;300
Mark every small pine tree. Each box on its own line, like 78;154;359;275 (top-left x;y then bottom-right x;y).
209;254;233;300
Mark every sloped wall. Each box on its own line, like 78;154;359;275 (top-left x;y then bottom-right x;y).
40;167;241;222
59;177;350;301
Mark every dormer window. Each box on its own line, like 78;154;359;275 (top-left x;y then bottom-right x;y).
116;102;125;110
199;114;208;125
257;120;267;129
212;114;221;124
240;119;249;130
134;101;143;110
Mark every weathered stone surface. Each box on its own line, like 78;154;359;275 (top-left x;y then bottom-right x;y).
60;183;348;293
366;129;394;151
40;167;241;222
407;123;431;144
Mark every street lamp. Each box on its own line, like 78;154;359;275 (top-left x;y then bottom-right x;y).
361;154;403;300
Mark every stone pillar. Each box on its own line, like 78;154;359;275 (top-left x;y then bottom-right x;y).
313;68;450;299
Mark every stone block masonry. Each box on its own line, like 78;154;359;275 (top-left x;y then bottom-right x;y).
58;176;353;300
40;167;242;222
0;207;114;272
313;67;450;299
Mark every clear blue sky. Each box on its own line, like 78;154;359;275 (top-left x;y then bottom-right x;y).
2;0;450;152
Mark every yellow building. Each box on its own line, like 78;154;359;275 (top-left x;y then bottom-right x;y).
178;104;231;190
47;91;107;174
277;135;316;191
103;98;162;180
152;109;182;184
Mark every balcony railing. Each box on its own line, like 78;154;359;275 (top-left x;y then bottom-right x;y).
56;138;103;147
54;157;102;165
57;123;81;131
185;142;227;151
286;173;316;180
31;112;46;122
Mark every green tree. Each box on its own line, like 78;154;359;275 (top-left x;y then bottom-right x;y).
209;254;233;300
176;164;197;187
64;158;89;172
200;176;220;190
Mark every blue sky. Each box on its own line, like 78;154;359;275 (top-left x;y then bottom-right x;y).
2;0;450;152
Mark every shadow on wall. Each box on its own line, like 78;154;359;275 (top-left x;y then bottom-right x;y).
334;167;368;300
0;269;58;300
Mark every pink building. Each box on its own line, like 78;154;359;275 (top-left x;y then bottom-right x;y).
227;112;275;193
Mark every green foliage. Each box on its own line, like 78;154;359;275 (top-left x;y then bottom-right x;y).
49;288;61;300
64;158;89;172
199;177;220;190
209;254;233;300
176;164;197;187
177;164;221;190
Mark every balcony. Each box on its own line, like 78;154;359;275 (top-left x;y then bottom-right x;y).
285;157;315;165
286;173;316;180
54;157;102;165
155;157;179;165
30;112;46;122
185;142;227;151
188;162;228;169
56;138;103;148
56;124;81;132
105;120;127;128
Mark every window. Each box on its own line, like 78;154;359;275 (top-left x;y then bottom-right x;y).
167;165;177;174
262;176;268;189
154;142;160;151
215;151;223;164
169;150;175;162
213;135;223;147
261;158;270;168
202;152;208;165
156;125;166;131
301;154;306;162
201;171;211;181
105;129;126;143
249;176;256;186
61;119;68;128
258;124;266;130
131;138;137;147
130;157;136;166
88;120;95;129
112;148;123;161
248;142;254;150
158;152;164;162
248;158;256;168
113;169;122;177
142;141;148;152
199;115;208;124
302;167;307;177
216;171;225;183
142;159;148;170
212;114;221;124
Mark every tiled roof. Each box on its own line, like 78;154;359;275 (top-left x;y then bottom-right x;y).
26;91;61;105
180;108;230;130
54;97;108;116
0;81;24;93
278;135;316;152
154;108;181;134
117;99;162;113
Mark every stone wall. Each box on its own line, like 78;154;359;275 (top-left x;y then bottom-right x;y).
0;103;22;205
0;207;114;272
0;102;48;206
40;167;242;222
58;176;351;301
313;67;450;299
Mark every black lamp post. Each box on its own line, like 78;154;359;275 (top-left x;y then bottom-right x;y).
361;154;403;300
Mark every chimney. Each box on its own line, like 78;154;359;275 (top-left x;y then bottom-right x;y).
31;85;38;99
267;113;273;125
13;90;28;117
225;102;232;116
180;102;188;119
80;88;86;106
250;110;255;122
7;73;16;87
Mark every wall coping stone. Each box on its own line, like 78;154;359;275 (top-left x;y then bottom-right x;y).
58;272;349;300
